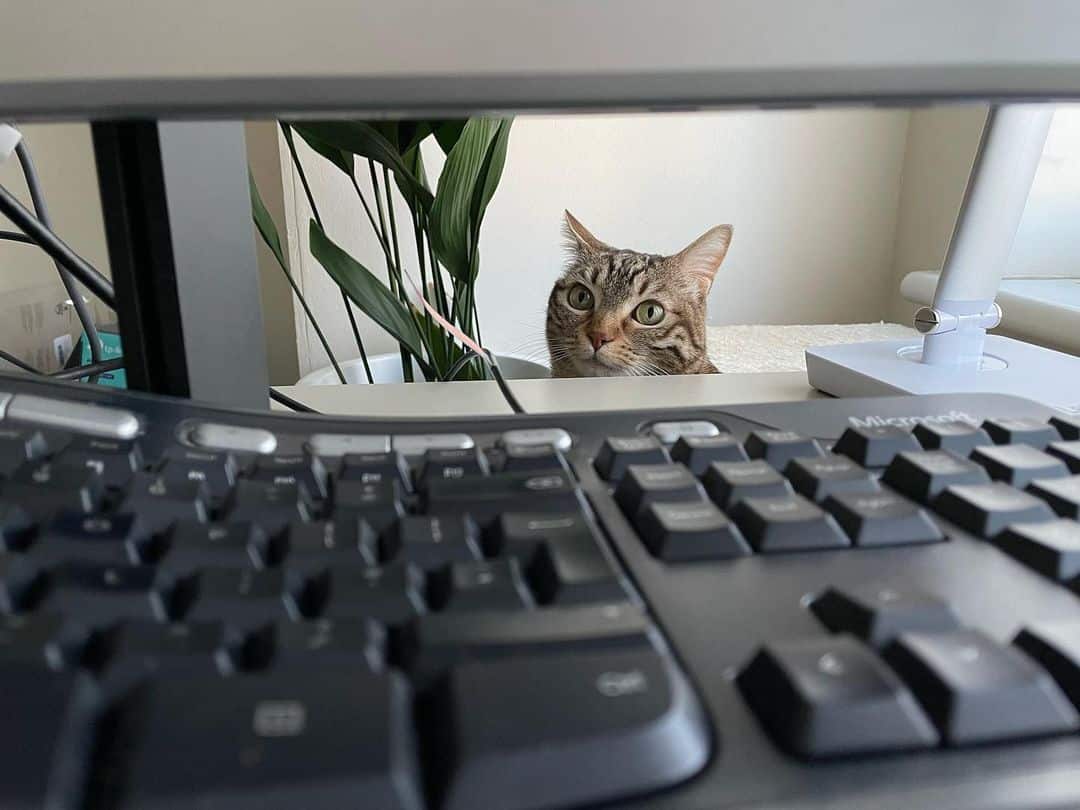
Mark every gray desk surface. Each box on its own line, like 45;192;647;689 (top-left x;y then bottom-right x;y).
272;371;820;418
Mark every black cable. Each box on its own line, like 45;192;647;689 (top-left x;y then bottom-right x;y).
444;349;484;382
0;183;116;309
0;230;35;245
0;348;40;374
483;349;526;414
48;358;124;380
15;140;104;375
269;388;320;414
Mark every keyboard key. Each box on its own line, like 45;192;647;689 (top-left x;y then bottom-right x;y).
122;472;209;534
55;436;143;489
1050;415;1080;441
0;663;99;810
982;417;1060;449
417;447;489;489
393;432;475;455
882;450;990;503
272;618;385;671
0;503;36;551
971;444;1069;487
424;471;579;526
0;613;89;670
737;635;937;758
189;421;277;454
102;620;233;675
0;554;43;614
312;564;426;624
424;647;707;810
105;667;421;809
635;501;751;561
1014;620;1080;710
306;433;391;456
249;453;329;500
934;482;1055;537
428;559;534;612
913;420;993;455
593;436;668;481
648;420;720;444
1028;475;1080;519
179;568;302;625
337;451;412;492
702;460;794;509
488;511;587;557
32;511;149;566
514;528;625;606
283;518;377;568
0;427;47;477
8;393;138;439
730;494;849;553
500;428;573;453
833;425;921;468
784;454;879;503
229;480;312;535
333;479;405;532
613;463;706;517
398;602;652;687
744;429;823;469
5;461;104;515
994;520;1080;581
159;447;239;501
384;515;482;570
811;583;959;646
41;563;167;625
883;628;1078;744
161;521;277;572
823;491;943;547
669;434;748;475
1048;440;1080;473
498;442;565;473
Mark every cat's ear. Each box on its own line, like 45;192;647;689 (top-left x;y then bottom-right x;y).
563;210;611;254
675;224;733;296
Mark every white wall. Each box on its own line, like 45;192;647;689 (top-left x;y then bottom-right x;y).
285;108;912;377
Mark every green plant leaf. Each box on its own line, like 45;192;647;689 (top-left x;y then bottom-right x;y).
248;171;288;271
288;125;353;176
469;119;513;279
308;220;429;367
429;118;512;283
292;122;433;212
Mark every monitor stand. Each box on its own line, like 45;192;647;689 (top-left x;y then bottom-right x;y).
807;104;1080;416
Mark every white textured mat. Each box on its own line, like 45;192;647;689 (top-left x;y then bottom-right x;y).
707;322;917;373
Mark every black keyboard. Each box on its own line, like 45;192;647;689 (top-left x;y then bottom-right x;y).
4;374;1080;809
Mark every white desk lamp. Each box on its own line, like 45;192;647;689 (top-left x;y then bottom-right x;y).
806;104;1080;415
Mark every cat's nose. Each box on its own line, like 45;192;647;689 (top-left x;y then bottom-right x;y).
589;331;614;351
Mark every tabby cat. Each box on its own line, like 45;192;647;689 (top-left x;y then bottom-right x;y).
546;211;732;377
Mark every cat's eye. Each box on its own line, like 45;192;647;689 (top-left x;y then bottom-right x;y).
567;284;594;311
634;300;665;325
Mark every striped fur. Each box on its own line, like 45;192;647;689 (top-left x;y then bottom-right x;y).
546;211;732;378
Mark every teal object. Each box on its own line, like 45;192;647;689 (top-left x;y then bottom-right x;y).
79;328;126;388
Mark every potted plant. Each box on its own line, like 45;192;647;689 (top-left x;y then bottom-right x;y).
250;117;548;385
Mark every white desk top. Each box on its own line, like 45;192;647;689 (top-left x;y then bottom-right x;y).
273;371;820;418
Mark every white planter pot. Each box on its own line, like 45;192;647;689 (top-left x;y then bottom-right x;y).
296;352;550;386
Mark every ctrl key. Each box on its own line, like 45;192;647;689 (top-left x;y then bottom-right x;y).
737;636;937;758
96;668;423;810
423;648;708;810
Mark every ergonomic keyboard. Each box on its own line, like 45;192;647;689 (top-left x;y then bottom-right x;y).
4;373;1080;809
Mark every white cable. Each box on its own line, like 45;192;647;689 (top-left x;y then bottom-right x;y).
0;124;21;164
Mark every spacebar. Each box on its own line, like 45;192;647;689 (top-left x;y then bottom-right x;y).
424;647;710;810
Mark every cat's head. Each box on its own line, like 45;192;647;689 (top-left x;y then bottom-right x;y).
546;211;732;377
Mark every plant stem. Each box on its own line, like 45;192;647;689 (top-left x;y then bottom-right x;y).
366;160;414;383
279;122;373;384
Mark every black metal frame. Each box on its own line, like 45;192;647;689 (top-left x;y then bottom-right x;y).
91;121;270;409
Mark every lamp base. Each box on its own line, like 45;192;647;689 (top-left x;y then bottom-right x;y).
805;335;1080;415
